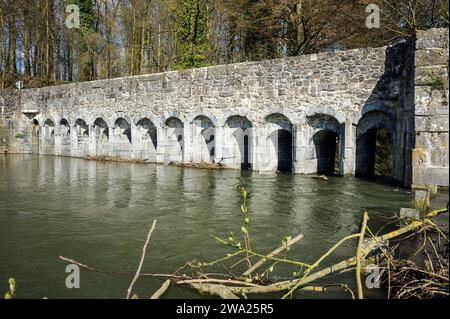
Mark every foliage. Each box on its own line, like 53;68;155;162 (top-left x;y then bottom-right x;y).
15;132;27;139
3;277;16;299
1;0;448;89
174;0;210;69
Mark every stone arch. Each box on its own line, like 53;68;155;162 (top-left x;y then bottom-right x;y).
306;113;343;175
74;118;89;138
162;111;187;126
133;113;161;128
165;116;184;128
59;118;70;135
58;118;71;155
30;118;40;154
189;110;219;127
164;116;184;164
264;113;294;173
113;117;133;157
353;102;394;124
93;117;110;156
357;111;394;137
43;118;55;137
192;115;216;163
42;118;56;154
111;114;133;128
305;106;345;124
31;117;40;126
262;107;297;126
89;114;113;128
356;111;395;179
219;110;257;128
223;115;253;170
307;113;341;135
135;117;158;161
54;115;72;135
74;118;90;156
114;117;132;143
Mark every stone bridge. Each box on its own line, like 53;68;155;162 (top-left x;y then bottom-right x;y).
1;28;448;188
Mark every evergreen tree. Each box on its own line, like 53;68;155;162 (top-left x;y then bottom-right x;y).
175;0;210;69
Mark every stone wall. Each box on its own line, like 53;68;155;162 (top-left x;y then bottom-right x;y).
0;28;448;188
412;29;449;188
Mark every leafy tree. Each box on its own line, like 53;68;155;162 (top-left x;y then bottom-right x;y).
175;0;210;69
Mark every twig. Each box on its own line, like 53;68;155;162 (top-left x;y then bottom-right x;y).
242;233;304;277
177;278;262;287
356;212;369;299
223;208;448;296
126;220;157;299
59;256;185;279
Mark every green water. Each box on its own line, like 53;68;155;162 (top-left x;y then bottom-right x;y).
0;155;416;299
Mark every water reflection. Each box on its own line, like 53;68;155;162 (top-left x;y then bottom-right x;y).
0;155;417;299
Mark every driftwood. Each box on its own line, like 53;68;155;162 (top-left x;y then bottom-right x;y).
126;220;157;299
150;280;171;299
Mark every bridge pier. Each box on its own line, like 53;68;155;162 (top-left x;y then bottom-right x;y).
3;28;446;188
342;121;356;175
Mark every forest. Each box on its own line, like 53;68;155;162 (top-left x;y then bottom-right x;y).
0;0;448;89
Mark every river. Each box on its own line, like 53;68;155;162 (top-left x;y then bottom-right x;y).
0;155;417;299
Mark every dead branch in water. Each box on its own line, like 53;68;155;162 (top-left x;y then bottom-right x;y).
356;212;369;299
126;220;157;299
150;280;171;299
57;199;448;299
242;233;304;277
58;256;186;279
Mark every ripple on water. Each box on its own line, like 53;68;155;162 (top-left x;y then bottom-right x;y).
0;155;419;299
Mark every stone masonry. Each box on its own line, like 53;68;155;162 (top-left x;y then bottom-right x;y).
0;28;448;188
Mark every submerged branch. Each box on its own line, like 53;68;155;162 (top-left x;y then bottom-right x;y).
356;212;369;299
126;220;157;299
150;280;171;299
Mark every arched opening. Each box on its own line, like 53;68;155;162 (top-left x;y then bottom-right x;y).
164;117;184;164
59;119;71;155
136;118;157;162
114;118;132;143
75;119;89;156
313;130;339;175
276;130;293;172
356;111;394;181
356;128;393;179
114;118;132;157
43;119;55;154
224;115;253;170
306;114;342;176
193;115;215;163
266;113;293;173
93;118;109;156
31;119;40;154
